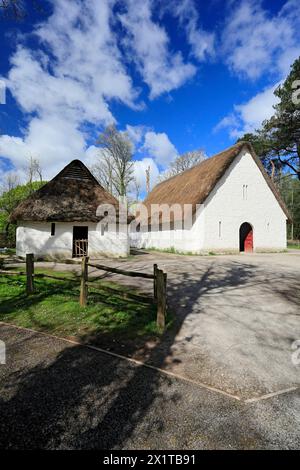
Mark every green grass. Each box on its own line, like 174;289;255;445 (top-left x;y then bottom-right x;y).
0;268;170;344
145;247;225;256
287;242;300;250
146;246;197;256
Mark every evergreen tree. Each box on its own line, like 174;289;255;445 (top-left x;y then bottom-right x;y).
238;57;300;180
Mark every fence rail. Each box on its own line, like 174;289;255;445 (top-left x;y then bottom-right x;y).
1;253;168;330
85;258;167;329
86;281;153;305
34;273;79;283
0;269;26;276
88;262;155;279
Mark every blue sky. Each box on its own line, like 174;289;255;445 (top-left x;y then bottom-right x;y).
0;0;299;193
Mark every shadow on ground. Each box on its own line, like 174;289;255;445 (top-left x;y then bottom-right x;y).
0;254;299;449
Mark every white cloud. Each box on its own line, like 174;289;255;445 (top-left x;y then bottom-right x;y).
213;114;240;134
215;82;281;138
0;0;140;180
119;0;196;99
142;131;178;167
168;0;215;62
84;145;100;169
0;115;87;179
0;0;197;182
216;0;300;140
222;0;300;80
124;124;151;152
234;83;280;132
123;125;179;169
36;0;137;110
133;157;160;194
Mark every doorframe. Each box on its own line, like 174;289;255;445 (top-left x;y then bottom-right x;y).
72;225;89;257
239;222;254;253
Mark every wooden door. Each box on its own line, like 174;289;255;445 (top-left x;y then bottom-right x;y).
244;229;253;252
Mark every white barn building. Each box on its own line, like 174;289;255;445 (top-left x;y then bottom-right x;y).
11;160;130;259
131;142;290;254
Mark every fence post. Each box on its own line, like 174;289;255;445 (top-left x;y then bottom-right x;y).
26;253;34;294
156;269;166;330
153;263;158;300
80;256;89;307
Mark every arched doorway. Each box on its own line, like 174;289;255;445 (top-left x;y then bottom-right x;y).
239;222;253;252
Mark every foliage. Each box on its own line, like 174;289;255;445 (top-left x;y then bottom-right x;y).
238;57;300;240
279;177;300;239
238;57;300;180
0;213;15;246
93;125;134;197
0;180;45;216
159;149;206;182
0;181;45;246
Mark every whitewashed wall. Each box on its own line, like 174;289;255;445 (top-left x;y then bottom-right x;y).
130;205;205;253
16;221;129;258
202;149;287;252
130;149;287;253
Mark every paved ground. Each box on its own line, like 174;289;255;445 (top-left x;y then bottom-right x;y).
13;250;300;399
0;323;299;449
1;251;300;448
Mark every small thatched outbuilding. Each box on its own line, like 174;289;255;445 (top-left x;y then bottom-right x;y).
131;142;290;254
11;160;130;259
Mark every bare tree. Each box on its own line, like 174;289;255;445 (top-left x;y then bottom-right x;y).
92;152;114;195
0;0;43;20
0;0;25;19
0;172;20;195
145;165;151;194
132;177;141;202
26;155;43;185
159;149;206;182
95;125;134;197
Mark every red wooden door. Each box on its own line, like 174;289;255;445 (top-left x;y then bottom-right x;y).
244;229;253;252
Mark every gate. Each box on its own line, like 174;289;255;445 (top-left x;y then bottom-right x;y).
73;239;88;257
73;226;88;257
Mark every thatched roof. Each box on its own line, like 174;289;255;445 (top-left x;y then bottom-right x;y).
142;142;291;224
10;160;129;223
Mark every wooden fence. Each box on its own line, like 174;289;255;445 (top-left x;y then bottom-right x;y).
0;253;168;330
81;257;167;329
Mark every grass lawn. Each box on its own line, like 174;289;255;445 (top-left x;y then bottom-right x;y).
0;268;169;346
145;247;199;256
287;242;300;249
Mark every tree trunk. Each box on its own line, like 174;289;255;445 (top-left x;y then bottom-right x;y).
297;143;300;180
5;222;10;237
270;160;276;181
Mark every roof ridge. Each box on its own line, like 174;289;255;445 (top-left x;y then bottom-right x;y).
143;141;291;221
9;158;122;223
149;142;245;191
52;159;100;186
